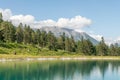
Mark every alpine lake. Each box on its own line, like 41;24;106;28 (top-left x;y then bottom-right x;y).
0;59;120;80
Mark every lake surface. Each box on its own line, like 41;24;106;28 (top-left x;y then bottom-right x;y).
0;60;120;80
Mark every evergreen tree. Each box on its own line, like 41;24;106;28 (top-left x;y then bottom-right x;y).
78;36;86;54
0;29;4;41
109;44;115;56
36;29;41;46
23;25;32;44
70;35;76;52
57;37;63;49
96;37;108;56
47;31;57;51
65;37;71;52
1;21;15;42
40;31;47;47
31;30;37;44
60;32;66;50
15;23;24;43
65;36;76;52
0;13;3;23
76;37;96;55
76;40;82;53
114;43;119;56
0;22;4;41
109;43;120;56
84;39;96;55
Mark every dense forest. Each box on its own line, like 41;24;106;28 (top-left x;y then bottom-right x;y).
0;13;120;56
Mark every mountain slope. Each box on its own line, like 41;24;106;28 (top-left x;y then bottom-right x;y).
40;26;99;45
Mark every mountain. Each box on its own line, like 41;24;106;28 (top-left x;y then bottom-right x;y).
112;40;120;46
40;26;99;45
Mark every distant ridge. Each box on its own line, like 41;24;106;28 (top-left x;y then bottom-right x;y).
40;26;99;45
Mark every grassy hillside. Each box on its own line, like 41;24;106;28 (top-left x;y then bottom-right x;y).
0;42;120;60
0;42;81;56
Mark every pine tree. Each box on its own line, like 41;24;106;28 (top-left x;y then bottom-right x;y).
47;31;57;51
36;29;41;46
78;36;86;54
109;44;115;56
16;23;24;43
84;39;96;55
76;36;96;55
0;13;3;23
96;37;108;56
76;40;82;53
1;21;15;42
60;32;66;50
110;43;120;56
31;30;37;44
23;25;32;44
70;35;76;52
40;31;47;47
57;37;63;49
65;37;71;52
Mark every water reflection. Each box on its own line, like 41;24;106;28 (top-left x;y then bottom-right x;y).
0;60;120;80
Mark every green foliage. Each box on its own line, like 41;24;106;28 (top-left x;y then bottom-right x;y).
0;13;3;23
109;43;120;56
96;37;108;56
23;25;32;44
0;13;120;56
60;32;66;50
40;31;47;47
0;21;15;42
77;37;96;55
65;36;76;52
16;23;24;43
47;31;57;51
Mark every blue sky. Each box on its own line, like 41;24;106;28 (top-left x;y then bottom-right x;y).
0;0;120;43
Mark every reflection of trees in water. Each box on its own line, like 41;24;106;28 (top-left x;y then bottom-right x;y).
0;60;120;80
78;61;97;76
96;61;108;79
109;61;120;73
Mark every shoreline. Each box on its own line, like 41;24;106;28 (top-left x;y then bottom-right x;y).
0;54;120;61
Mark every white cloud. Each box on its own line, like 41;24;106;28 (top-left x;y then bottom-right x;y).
10;15;35;26
34;19;56;28
31;16;92;29
0;8;92;30
0;8;12;21
57;16;92;29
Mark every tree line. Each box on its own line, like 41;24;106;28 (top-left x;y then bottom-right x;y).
0;13;120;56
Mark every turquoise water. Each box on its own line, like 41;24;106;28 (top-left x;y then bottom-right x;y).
0;60;120;80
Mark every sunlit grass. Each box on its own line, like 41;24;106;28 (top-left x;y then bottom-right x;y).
0;42;120;60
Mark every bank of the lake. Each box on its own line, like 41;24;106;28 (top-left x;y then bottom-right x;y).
0;54;120;61
0;42;120;61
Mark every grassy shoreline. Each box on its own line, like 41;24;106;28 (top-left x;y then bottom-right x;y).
0;54;120;61
0;43;120;61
